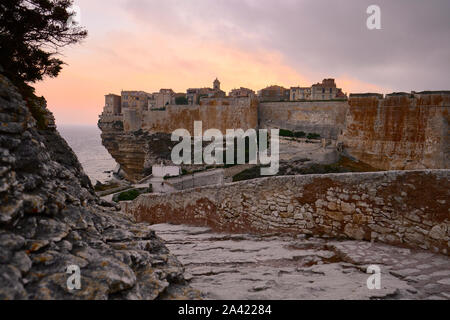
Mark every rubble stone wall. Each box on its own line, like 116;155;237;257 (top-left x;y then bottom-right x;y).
127;170;450;256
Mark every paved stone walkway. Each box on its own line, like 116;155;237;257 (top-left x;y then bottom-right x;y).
151;223;450;300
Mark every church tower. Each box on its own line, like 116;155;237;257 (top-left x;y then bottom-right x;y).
213;78;220;91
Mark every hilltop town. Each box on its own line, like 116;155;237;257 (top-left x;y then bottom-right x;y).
99;77;449;184
102;78;347;117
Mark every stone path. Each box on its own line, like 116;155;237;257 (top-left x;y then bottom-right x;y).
151;223;450;300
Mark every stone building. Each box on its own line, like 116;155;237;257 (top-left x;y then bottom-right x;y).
213;78;221;91
229;87;256;98
311;79;346;100
121;91;152;112
187;78;226;105
104;94;122;115
258;85;290;102
148;89;175;110
290;87;311;101
173;92;188;105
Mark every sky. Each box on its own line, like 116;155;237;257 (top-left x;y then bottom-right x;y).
33;0;450;125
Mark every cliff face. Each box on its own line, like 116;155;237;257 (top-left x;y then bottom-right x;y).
99;97;259;182
0;75;198;299
99;93;449;181
341;95;449;170
98;119;177;182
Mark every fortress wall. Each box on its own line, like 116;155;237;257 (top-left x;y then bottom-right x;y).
140;97;258;134
340;95;450;170
258;101;349;139
123;109;142;132
127;170;450;255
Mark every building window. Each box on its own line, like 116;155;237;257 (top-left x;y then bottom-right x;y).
330;88;332;93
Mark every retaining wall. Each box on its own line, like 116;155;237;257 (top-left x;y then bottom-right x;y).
127;170;450;255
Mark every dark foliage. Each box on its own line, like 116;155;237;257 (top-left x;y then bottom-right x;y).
175;96;188;105
0;0;87;95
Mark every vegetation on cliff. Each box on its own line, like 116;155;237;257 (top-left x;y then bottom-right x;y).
0;0;87;92
0;0;87;126
232;156;380;182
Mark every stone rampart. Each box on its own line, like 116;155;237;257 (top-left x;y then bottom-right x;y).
141;97;258;134
340;94;450;170
258;101;349;139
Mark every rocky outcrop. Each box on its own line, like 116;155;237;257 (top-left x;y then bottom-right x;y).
0;75;199;299
98;98;259;182
98;119;177;181
340;94;450;170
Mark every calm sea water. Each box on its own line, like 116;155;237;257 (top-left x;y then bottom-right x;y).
58;125;118;184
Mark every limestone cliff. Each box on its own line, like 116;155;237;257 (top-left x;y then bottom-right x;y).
340;94;449;170
0;75;199;299
99;119;176;181
99;91;449;181
99;97;258;182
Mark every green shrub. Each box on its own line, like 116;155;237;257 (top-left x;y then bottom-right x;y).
279;129;294;137
279;129;307;138
307;133;321;140
175;96;188;105
116;189;140;202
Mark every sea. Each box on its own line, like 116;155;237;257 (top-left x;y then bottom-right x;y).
58;125;118;184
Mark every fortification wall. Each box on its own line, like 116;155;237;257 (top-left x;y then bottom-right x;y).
258;101;349;139
126;170;450;255
140;97;258;134
123;108;142;132
340;95;450;170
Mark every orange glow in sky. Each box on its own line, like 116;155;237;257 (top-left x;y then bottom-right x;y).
34;1;389;126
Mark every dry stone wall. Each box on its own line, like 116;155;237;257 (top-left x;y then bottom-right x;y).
127;170;450;256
